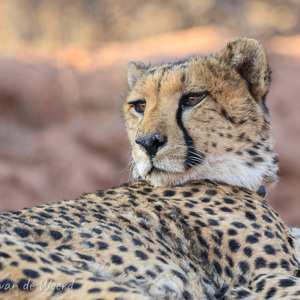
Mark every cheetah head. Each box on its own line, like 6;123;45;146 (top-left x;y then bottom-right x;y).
123;38;278;190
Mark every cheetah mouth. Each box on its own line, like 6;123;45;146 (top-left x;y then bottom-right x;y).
146;164;182;177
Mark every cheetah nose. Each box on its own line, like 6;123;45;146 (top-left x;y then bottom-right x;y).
135;134;167;159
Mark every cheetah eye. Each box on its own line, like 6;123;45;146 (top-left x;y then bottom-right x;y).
133;101;146;114
182;93;208;108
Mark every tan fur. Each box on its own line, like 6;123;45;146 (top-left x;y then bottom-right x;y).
0;38;300;300
124;38;278;190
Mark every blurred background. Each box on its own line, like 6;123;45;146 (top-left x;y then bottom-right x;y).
0;0;300;226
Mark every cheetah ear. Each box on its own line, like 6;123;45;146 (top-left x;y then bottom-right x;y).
127;61;149;89
218;38;271;105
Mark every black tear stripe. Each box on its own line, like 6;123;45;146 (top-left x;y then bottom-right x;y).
176;103;204;169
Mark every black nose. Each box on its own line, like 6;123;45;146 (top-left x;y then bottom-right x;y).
135;134;167;158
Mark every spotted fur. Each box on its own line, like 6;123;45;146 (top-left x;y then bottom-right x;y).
0;38;299;300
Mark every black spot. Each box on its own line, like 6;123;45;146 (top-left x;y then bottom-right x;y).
264;230;274;238
125;265;138;272
226;255;234;267
262;215;273;223
228;229;237;236
196;220;207;227
14;227;30;238
70;283;82;290
255;257;267;269
265;287;277;299
93;228;102;234
146;270;157;279
281;244;289;254
245;211;256;221
280;259;290;271
19;254;36;263
269;262;278;269
246;235;259;244
243;247;252;257
253;157;264;162
111;235;123;242
220;207;232;213
255;279;266;292
132;238;143;246
183;290;192;300
279;279;296;287
88;277;106;282
0;279;14;292
247;149;258;156
49;254;63;263
206;190;217;196
18;279;35;291
225;266;233;278
264;245;276;255
214;247;223;259
40;267;53;274
156;256;168;264
128;225;140;233
247;203;257;211
0;252;10;258
201;198;211;203
208;219;219;226
257;186;266;198
203;208;216;215
221;108;235;124
88;288;101;293
39;212;52;219
239;261;249;274
172;270;188;284
229;239;240;252
109;287;129;292
213;261;223;275
236;290;250;298
154;205;162;211
231;222;246;229
287;236;294;248
40;257;51;264
163;190;176;197
23;269;40;279
118;246;128;252
182;191;193;197
50;230;63;240
238;275;247;285
135;250;148;260
57;244;72;251
111;255;123;265
77;253;95;262
198;235;209;248
34;229;44;236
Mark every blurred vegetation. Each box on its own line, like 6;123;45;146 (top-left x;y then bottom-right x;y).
0;0;299;54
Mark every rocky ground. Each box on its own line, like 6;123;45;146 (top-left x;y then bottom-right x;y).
0;27;299;227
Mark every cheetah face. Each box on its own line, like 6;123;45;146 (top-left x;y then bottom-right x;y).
123;38;279;190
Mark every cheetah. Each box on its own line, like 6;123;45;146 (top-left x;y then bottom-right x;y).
0;37;300;300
